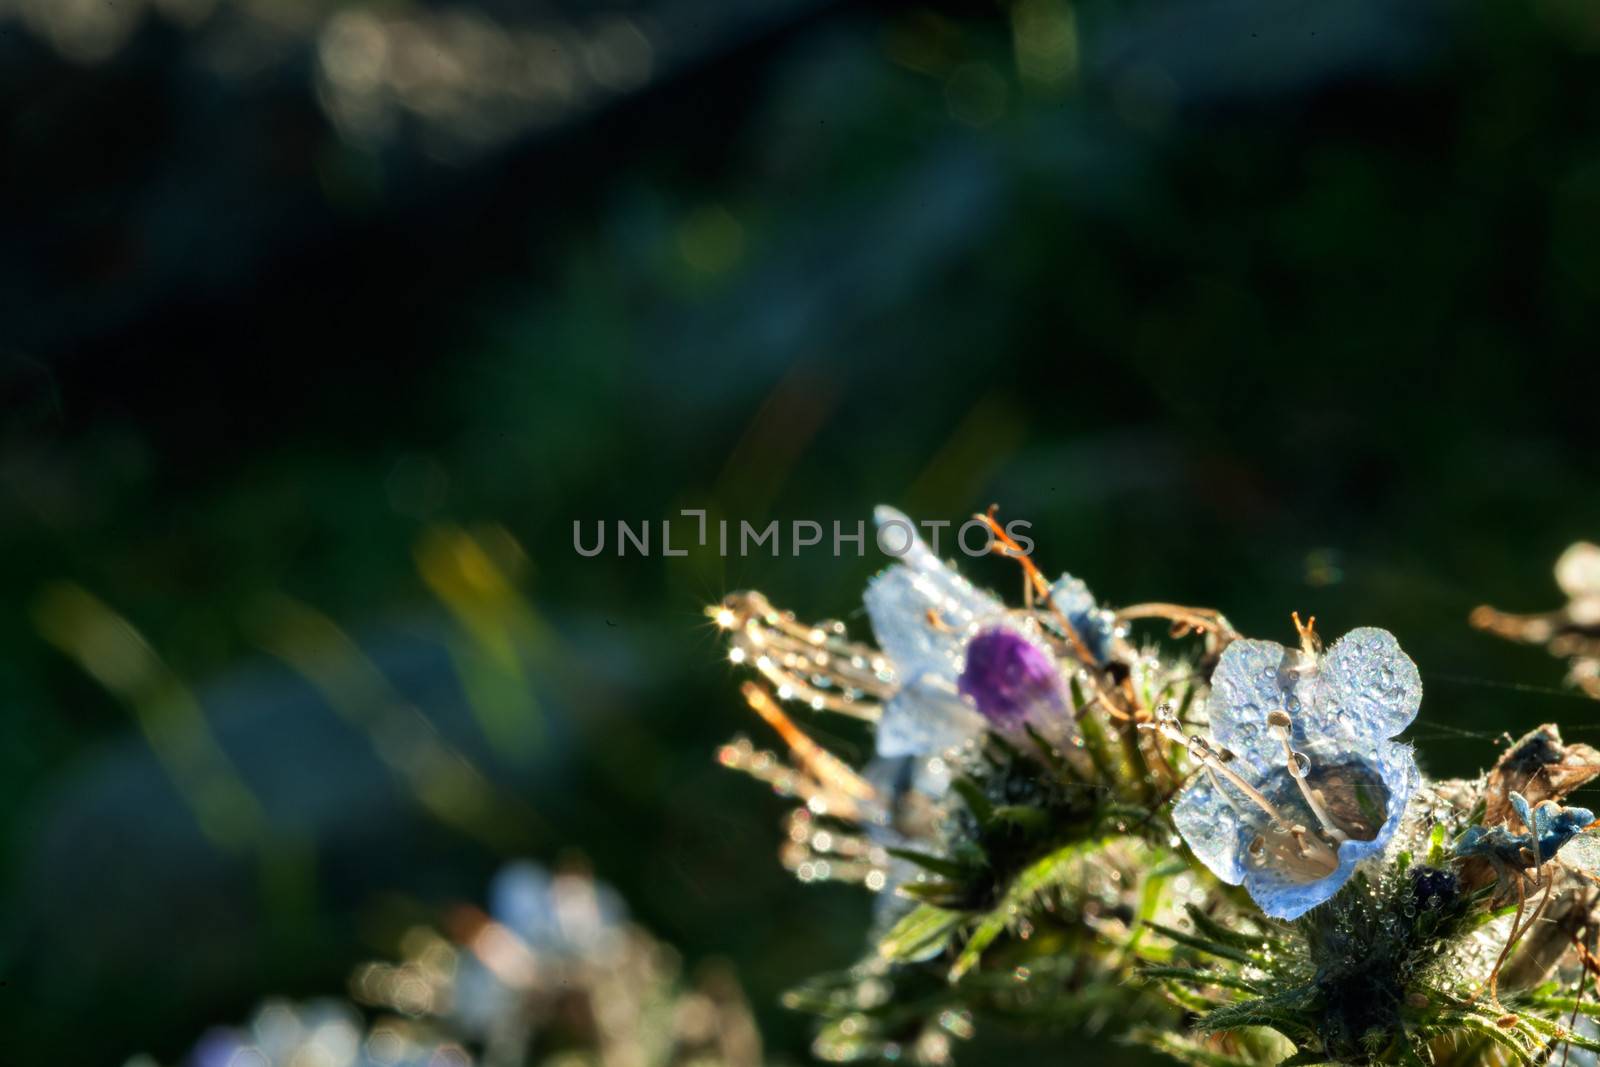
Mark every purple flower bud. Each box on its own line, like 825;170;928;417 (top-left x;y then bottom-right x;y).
957;628;1060;725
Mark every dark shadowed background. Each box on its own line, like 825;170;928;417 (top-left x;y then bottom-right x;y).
5;0;1600;1063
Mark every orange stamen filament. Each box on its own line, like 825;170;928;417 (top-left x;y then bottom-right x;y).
977;507;1097;665
741;681;877;805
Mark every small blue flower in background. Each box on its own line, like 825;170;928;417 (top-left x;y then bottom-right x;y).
1048;574;1124;664
1516;790;1595;863
490;860;627;956
1455;791;1598;870
1168;626;1422;920
439;862;629;1038
864;507;1088;759
179;1000;461;1067
346;861;640;1058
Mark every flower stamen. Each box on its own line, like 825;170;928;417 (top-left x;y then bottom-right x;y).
1144;706;1339;872
1291;610;1322;654
1267;709;1349;843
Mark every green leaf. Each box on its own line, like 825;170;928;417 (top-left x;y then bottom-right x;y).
1126;1027;1275;1067
948;908;1009;984
1102;802;1161;824
1021;723;1074;779
1127;860;1175;955
896;879;969;906
1392;1041;1431;1067
988;804;1050;835
946;840;1092;982
1426;821;1449;868
1071;675;1121;781
1442;1012;1538;1064
1521;994;1600;1019
1184;903;1275;952
1516;1010;1600;1052
1195;987;1321;1044
885;846;976;881
1463;901;1521;933
951;776;994;826
877;903;965;963
1277;1051;1334;1067
1141;965;1264;995
1175;679;1199;722
811;1014;892;1062
1145;920;1259;965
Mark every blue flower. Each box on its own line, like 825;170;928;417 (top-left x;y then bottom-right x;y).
489;860;627;956
1048;574;1124;664
861;753;955;929
1455;791;1597;868
1169;627;1422;920
1516;790;1596;863
864;507;1082;759
183;1000;452;1067
373;862;632;1049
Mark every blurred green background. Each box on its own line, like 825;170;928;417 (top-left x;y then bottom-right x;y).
6;0;1600;1063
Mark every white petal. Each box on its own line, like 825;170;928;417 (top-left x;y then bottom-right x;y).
1561;831;1600;872
874;672;985;758
864;507;1005;681
1315;627;1421;741
1172;774;1247;886
1206;638;1314;777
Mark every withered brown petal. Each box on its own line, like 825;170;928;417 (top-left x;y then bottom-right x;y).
1485;723;1600;827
